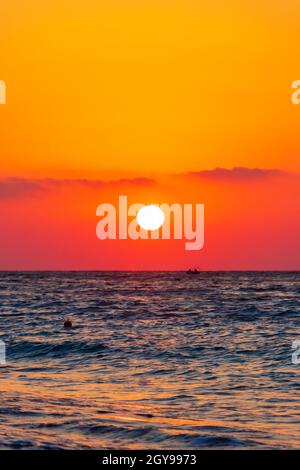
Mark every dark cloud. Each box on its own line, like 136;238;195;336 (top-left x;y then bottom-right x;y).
0;178;45;199
0;177;156;199
188;167;284;181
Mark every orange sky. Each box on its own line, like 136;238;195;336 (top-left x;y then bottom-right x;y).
0;0;300;269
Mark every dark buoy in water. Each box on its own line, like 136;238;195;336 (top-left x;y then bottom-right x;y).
64;319;72;328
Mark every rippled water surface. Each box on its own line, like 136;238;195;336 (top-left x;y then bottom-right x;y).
0;271;300;449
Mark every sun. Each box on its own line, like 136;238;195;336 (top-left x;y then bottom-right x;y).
137;205;165;231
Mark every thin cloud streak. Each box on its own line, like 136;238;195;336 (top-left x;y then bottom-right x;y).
0;168;292;200
0;177;156;199
188;167;285;181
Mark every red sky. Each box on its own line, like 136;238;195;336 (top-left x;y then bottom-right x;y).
0;169;299;270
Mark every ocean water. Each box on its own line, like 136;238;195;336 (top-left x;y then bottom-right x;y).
0;271;299;450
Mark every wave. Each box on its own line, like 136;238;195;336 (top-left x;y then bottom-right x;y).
8;339;108;359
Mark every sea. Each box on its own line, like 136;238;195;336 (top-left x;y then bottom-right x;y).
0;271;299;449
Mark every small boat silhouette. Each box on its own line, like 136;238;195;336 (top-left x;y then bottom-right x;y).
64;319;72;328
187;269;200;275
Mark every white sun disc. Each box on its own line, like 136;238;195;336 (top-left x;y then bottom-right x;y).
137;205;165;231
